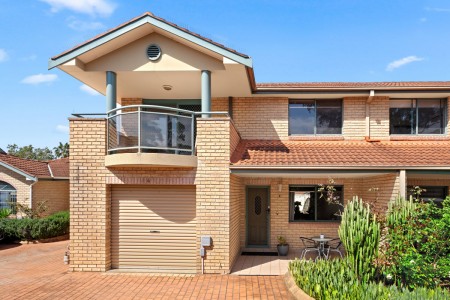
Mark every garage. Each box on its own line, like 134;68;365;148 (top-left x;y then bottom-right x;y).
111;185;197;273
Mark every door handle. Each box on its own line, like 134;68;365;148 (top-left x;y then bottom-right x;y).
150;230;160;233
266;206;271;213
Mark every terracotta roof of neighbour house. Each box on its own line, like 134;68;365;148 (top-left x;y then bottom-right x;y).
230;140;450;168
256;81;450;89
51;12;250;61
0;154;69;179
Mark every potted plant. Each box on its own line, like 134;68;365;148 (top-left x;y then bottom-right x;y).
277;236;289;256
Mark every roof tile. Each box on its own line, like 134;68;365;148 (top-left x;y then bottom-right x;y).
231;140;450;168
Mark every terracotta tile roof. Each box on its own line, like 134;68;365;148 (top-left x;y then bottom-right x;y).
256;81;450;89
230;140;450;168
48;158;69;178
0;154;69;178
51;12;249;61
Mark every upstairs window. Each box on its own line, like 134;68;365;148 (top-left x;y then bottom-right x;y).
390;99;446;135
289;99;342;135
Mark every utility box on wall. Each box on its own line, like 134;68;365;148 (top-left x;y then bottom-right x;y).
201;236;211;247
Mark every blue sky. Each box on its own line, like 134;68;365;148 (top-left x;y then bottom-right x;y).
1;0;450;150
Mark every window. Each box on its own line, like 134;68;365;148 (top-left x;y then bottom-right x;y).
390;99;446;135
289;99;342;135
289;186;343;222
407;186;448;208
0;181;16;212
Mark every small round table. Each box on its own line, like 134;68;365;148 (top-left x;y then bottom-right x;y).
311;237;332;259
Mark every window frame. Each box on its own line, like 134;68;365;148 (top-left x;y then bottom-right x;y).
407;185;449;207
288;99;343;136
288;185;344;223
389;98;447;135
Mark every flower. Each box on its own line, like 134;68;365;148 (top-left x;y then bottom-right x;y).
386;274;393;280
410;260;415;264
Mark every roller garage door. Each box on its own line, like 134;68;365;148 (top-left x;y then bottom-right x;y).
111;185;196;273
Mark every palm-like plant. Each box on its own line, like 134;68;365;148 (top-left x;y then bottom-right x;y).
54;142;69;158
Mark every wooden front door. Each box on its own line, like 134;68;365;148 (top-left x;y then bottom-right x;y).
247;187;270;246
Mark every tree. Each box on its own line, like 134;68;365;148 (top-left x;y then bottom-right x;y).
7;144;55;161
53;142;69;158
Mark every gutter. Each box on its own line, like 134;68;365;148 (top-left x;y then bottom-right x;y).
229;165;450;171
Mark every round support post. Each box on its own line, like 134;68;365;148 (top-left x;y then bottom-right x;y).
201;70;211;118
106;71;117;113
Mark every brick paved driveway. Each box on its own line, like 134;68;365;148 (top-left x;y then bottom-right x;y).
0;241;292;299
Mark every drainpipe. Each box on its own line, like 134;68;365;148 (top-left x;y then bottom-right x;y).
28;179;38;214
365;90;377;142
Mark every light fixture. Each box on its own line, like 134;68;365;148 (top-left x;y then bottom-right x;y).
162;85;172;91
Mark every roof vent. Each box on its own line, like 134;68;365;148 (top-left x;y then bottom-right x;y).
146;44;161;61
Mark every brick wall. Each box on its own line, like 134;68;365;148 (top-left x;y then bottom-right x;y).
195;118;233;273
343;97;366;139
69;118;110;272
0;165;31;207
229;174;242;272
232;97;289;139
32;180;69;215
369;96;390;140
361;173;400;214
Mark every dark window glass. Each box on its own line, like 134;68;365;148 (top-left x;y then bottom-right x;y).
390;99;446;135
290;186;343;222
317;100;342;134
390;100;416;134
418;100;445;134
289;100;342;135
407;186;448;208
289;100;315;134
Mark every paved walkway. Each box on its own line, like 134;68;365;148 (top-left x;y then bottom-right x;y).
0;241;292;299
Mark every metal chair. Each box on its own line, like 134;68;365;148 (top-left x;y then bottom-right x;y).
299;237;320;260
325;238;343;259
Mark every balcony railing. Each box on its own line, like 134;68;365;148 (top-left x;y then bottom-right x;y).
107;105;199;155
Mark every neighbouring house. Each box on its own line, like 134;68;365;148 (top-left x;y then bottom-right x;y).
49;12;450;274
0;153;69;215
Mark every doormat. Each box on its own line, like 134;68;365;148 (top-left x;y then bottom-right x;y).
241;252;278;256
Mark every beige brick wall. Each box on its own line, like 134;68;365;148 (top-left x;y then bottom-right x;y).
70;118;110;272
360;173;400;213
229;174;243;271
32;180;69;215
343;97;366;139
232;97;289;139
0;165;31;207
195;118;233;273
369;96;390;140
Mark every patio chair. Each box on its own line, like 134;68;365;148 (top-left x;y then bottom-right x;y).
299;237;320;260
324;238;343;259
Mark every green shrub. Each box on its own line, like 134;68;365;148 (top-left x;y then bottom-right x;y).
0;208;12;219
289;258;450;300
379;197;450;288
338;196;380;283
0;211;69;241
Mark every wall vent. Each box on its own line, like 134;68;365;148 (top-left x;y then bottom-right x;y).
146;44;161;61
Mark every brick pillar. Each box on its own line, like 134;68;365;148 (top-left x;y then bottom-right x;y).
69;118;110;272
196;118;232;273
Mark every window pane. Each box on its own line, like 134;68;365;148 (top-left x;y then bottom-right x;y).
407;186;448;208
417;100;445;134
317;187;343;221
390;100;415;134
290;188;315;221
316;100;342;134
289;100;315;134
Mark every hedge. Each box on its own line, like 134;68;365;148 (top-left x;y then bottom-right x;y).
0;211;69;241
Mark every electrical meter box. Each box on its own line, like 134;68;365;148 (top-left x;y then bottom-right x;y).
201;236;211;247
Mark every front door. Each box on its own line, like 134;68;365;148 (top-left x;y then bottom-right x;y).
247;187;270;246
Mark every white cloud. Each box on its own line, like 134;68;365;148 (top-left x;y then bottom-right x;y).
67;17;106;31
56;125;70;134
0;49;8;62
21;73;58;85
80;84;101;96
425;7;450;13
40;0;116;17
386;56;424;72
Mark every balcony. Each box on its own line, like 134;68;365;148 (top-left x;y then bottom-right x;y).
105;105;198;168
